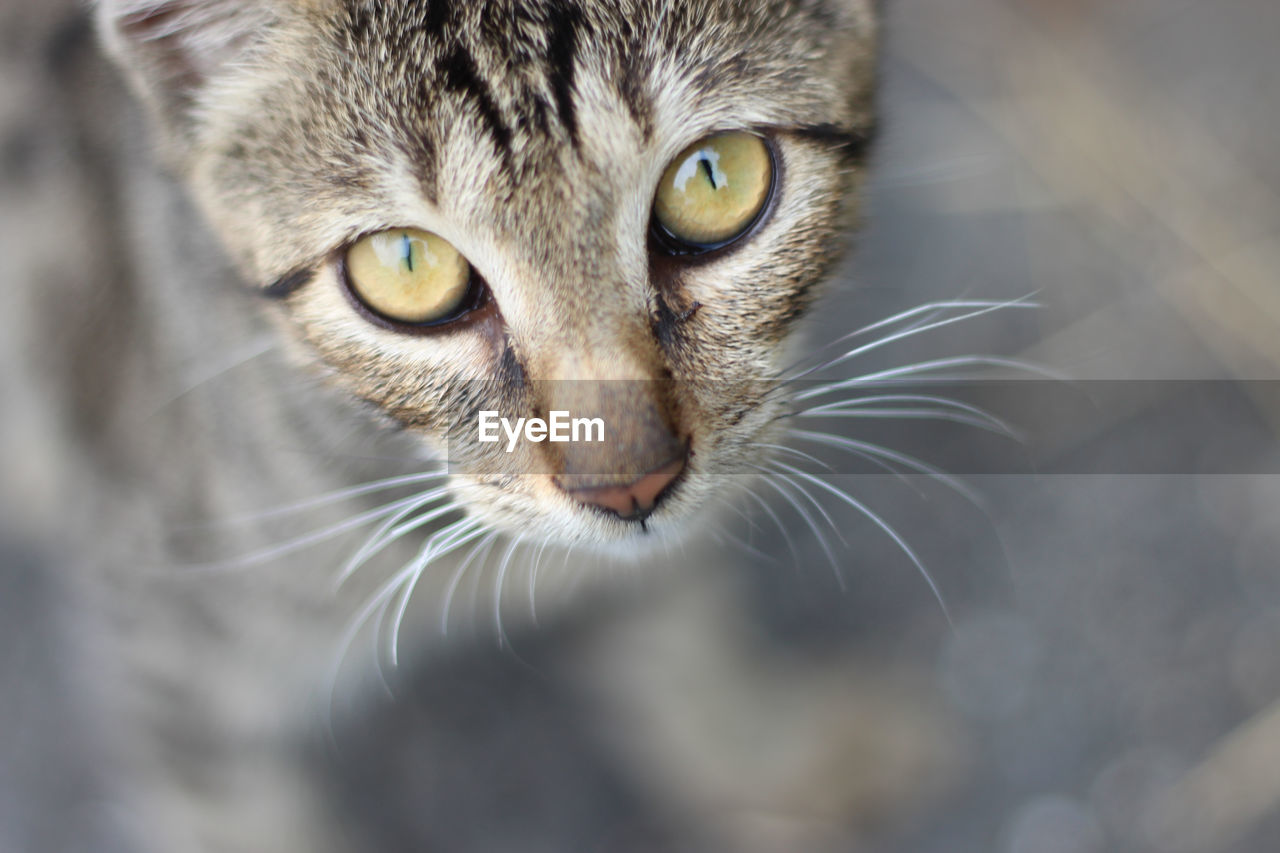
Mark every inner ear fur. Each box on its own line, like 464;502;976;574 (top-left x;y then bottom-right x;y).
96;0;283;133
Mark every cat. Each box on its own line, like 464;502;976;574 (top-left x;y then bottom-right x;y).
97;0;879;548
0;1;916;851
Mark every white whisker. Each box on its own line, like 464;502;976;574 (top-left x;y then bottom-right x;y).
334;491;457;587
326;517;489;721
796;393;1020;439
327;562;418;718
492;536;524;650
711;490;765;535
749;465;844;587
187;470;449;530
788;296;1040;385
747;441;834;472
803;406;1016;435
440;532;500;636
556;545;583;601
527;539;551;627
741;486;801;566
780;297;1038;381
764;466;850;549
808;355;1066;397
772;462;953;627
717;526;776;563
387;518;486;667
190;491;437;574
786;430;923;494
150;334;277;415
781;300;980;378
789;428;984;507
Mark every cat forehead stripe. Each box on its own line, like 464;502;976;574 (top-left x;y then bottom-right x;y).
335;0;604;196
544;0;583;147
440;45;515;167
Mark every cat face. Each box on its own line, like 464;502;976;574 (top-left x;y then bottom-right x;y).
99;0;877;547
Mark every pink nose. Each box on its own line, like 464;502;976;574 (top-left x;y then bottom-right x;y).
563;455;686;522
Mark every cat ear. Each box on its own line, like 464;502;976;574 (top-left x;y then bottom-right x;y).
96;0;282;130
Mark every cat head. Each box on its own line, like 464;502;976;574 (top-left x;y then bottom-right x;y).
98;0;877;548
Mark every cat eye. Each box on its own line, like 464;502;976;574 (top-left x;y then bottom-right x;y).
344;228;480;327
651;131;775;254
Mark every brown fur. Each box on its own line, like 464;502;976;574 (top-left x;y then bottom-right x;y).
100;0;877;545
12;2;884;850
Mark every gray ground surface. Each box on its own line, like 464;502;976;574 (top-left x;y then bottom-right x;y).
4;1;1280;852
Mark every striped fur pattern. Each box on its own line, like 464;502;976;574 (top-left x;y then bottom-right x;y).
99;0;878;549
63;2;882;850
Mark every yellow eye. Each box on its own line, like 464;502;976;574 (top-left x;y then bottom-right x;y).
345;228;474;325
652;131;774;250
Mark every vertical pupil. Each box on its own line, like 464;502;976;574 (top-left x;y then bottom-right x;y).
699;154;718;189
401;233;414;272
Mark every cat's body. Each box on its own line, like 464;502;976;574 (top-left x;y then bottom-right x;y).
1;10;410;851
0;2;925;852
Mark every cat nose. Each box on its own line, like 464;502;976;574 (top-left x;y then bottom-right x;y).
561;452;686;522
538;375;687;522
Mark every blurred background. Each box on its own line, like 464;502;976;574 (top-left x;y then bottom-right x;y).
3;0;1279;851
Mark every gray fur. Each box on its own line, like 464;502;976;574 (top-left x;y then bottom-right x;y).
4;1;879;850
